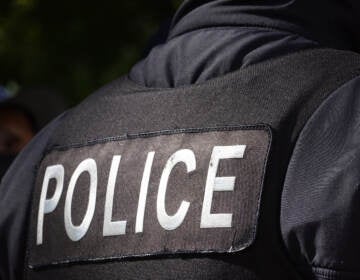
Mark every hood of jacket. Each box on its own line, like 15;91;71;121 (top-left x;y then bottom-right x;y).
168;0;360;52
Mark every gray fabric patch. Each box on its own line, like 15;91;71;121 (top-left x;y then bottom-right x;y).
27;126;271;268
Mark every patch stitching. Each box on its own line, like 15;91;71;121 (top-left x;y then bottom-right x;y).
48;124;270;151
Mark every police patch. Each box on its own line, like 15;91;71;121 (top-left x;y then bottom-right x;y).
27;125;271;268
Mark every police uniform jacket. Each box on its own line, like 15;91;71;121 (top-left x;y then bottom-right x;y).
1;1;360;279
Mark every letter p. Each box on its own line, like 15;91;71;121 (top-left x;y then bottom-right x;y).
37;165;64;245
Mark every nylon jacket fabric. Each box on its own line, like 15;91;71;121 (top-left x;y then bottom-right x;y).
130;0;360;88
281;76;360;279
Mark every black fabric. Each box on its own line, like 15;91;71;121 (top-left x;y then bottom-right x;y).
281;76;360;279
49;49;360;149
27;127;270;268
130;0;360;88
130;27;317;88
27;257;261;280
169;0;360;52
22;48;360;280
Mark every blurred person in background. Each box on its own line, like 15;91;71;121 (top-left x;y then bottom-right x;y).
0;88;67;179
0;103;36;178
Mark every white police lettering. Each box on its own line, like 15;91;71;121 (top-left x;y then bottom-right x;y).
37;146;248;243
200;145;246;228
37;164;64;245
157;149;195;230
103;155;127;236
30;128;270;267
64;158;97;241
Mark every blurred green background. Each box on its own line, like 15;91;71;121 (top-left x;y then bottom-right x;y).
0;0;180;105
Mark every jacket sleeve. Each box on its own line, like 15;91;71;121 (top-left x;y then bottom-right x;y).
0;112;67;280
281;76;360;280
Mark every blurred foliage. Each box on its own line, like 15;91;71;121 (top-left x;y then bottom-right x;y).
0;0;179;105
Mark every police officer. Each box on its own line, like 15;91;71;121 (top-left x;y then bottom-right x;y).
1;1;360;279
